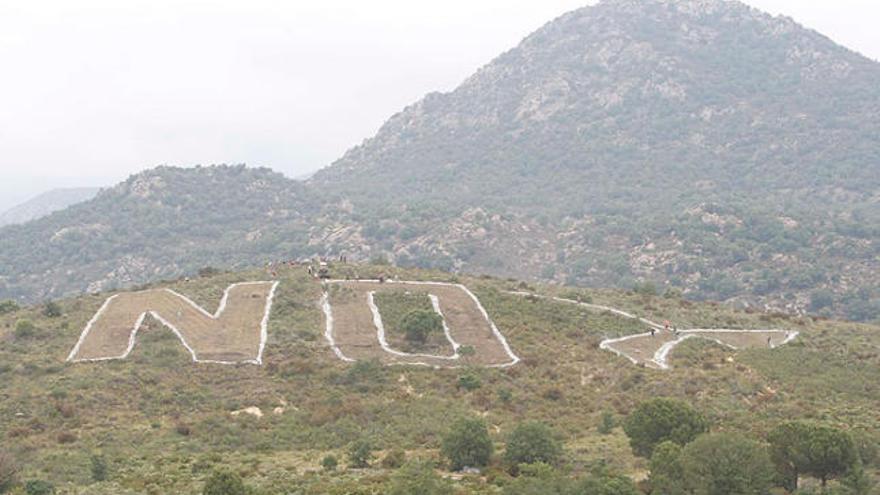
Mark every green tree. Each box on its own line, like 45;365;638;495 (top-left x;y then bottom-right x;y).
387;460;452;495
576;472;641;495
348;439;375;469
203;469;245;495
321;455;338;472
649;441;685;495
504;422;563;471
42;301;62;318
401;309;443;344
501;463;575;495
623;398;709;457
679;433;774;495
441;417;494;471
769;422;861;489
0;300;18;315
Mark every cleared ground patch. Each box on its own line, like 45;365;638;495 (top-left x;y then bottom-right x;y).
372;289;457;357
323;280;519;367
67;281;279;364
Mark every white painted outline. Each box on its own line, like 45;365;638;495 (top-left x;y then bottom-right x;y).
511;292;798;370
67;281;279;365
322;280;520;368
367;291;460;360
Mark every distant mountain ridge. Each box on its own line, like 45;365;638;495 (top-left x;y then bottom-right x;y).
0;0;877;321
0;187;101;227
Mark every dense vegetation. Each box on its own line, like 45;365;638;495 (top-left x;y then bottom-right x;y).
0;263;878;493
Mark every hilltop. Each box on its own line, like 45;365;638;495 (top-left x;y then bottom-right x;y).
0;188;100;227
0;263;877;493
1;0;878;322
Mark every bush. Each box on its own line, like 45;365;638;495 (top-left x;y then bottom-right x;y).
348;439;374;469
0;301;19;315
401;309;443;344
597;411;616;435
42;301;62;318
0;452;19;494
90;455;108;482
649;441;685;495
382;449;407;469
24;480;55;495
623;398;709;457
387;460;452;495
203;469;245;495
457;373;482;391
679;432;774;495
504;422;562;471
321;455;338;472
441;417;494;471
13;320;36;340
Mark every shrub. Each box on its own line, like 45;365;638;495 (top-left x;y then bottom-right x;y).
56;431;76;444
13;320;36;340
679;432;774;495
0;452;19;494
387;460;452;495
622;398;709;457
0;301;19;315
321;455;338;472
401;309;443;344
649;441;685;495
597;411;616;435
497;388;513;404
175;423;192;436
24;480;55;495
90;455;108;482
504;422;562;471
42;301;62;318
382;449;407;469
348;439;374;469
203;469;245;495
198;266;221;278
441;417;494;471
457;373;482;391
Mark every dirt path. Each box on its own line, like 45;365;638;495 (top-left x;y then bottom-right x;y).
512;292;798;370
67;282;279;364
323;280;519;368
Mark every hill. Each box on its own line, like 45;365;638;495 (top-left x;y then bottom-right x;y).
0;0;878;322
0;188;100;227
0;264;877;493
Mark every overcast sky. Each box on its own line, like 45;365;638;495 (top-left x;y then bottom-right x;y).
0;0;878;211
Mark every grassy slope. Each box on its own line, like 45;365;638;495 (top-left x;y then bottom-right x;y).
0;265;877;494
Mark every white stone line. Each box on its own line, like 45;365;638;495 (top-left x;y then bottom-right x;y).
509;291;799;369
325;280;520;368
367;291;459;360
321;292;355;363
67;281;278;365
430;294;462;354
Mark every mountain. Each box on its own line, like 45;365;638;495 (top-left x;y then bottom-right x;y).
311;0;880;320
0;0;878;322
0;187;100;227
0;165;319;302
0;264;877;493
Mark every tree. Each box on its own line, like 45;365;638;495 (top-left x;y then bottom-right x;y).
504;422;563;471
401;309;442;344
203;469;245;495
0;301;19;315
387;460;452;495
769;422;861;489
348;439;375;469
42;301;62;318
441;417;494;471
679;432;774;495
0;452;18;494
649;441;685;495
623;398;709;457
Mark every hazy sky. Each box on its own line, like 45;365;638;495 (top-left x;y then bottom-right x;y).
0;0;878;210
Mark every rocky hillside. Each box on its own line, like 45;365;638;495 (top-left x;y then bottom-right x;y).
0;0;878;321
0;187;100;227
311;0;880;321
